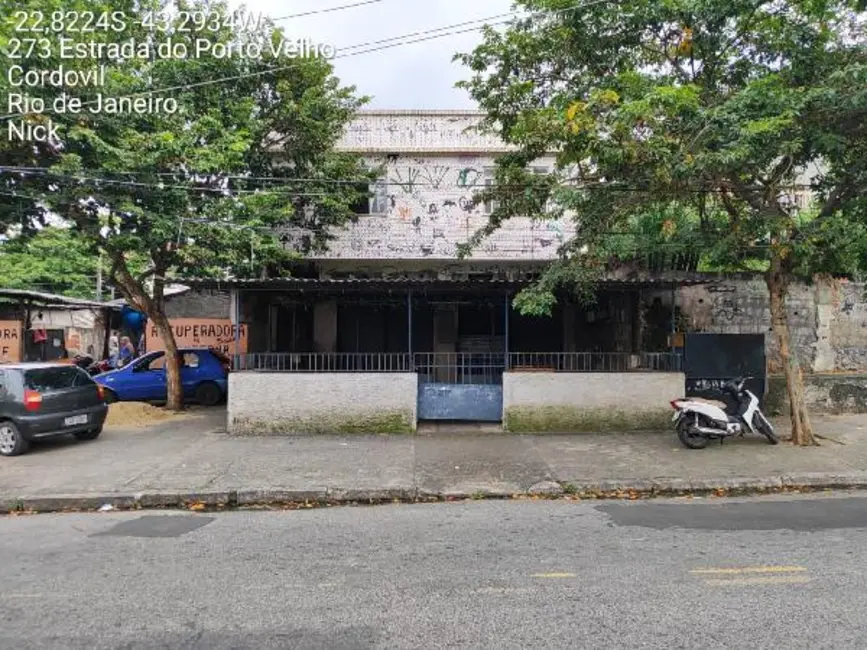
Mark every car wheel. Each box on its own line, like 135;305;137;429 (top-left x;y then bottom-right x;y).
103;388;119;404
74;427;102;442
195;381;222;407
0;421;29;457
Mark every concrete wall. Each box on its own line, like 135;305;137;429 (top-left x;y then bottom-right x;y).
227;372;418;434
648;275;867;373
765;374;867;415
336;110;513;154
165;290;230;319
502;372;684;432
283;111;575;261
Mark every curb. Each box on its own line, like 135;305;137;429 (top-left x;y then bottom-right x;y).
4;473;867;514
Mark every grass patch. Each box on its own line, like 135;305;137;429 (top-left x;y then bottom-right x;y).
230;410;415;435
503;406;671;433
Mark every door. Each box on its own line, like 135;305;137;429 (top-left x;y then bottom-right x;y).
126;353;168;401
180;351;205;397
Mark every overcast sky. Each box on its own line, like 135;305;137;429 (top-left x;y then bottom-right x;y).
231;0;514;109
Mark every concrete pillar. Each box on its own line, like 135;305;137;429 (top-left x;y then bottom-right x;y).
631;291;642;354
612;293;632;353
562;303;577;352
433;306;457;381
313;301;338;353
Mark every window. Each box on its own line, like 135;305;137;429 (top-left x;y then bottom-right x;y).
370;178;389;214
182;353;200;368
23;366;91;391
350;177;388;215
137;354;166;371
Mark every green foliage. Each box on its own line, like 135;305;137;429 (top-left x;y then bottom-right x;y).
0;227;98;297
456;0;867;313
1;0;372;298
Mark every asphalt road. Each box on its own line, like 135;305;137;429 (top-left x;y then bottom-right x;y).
2;494;867;649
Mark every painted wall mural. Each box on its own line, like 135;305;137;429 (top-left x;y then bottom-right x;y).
310;152;575;261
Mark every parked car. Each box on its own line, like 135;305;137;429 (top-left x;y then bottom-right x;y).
0;363;108;457
94;348;229;406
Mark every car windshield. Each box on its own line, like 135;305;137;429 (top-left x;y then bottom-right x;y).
24;366;91;391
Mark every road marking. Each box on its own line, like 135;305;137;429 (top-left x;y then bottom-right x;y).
532;572;576;578
704;576;811;586
690;566;807;575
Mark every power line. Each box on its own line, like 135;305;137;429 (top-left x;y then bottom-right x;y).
0;167;819;194
272;0;388;20
0;0;615;121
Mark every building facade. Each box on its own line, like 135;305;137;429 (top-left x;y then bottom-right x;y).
176;111;867;432
189;111;696;433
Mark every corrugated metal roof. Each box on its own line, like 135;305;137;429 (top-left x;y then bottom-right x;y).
0;288;120;310
180;272;714;290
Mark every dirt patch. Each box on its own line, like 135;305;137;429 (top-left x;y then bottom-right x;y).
105;402;186;428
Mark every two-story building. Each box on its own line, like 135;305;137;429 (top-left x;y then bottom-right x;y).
182;110;700;433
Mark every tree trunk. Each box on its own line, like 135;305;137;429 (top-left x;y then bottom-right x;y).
109;254;184;411
149;309;183;411
766;253;815;446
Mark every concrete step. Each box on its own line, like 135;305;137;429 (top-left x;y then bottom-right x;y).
417;421;504;435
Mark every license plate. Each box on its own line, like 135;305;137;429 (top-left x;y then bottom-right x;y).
64;414;88;426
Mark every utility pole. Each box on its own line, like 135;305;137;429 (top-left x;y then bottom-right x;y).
96;250;103;301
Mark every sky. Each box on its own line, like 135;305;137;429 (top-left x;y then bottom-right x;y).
231;0;514;109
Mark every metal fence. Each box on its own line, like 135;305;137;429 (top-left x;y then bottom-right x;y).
233;351;682;375
235;352;413;372
508;352;682;373
414;352;505;385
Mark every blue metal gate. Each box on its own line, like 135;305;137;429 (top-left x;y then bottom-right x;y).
415;353;504;421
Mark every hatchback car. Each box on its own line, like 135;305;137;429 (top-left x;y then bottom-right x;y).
95;348;229;406
0;363;108;457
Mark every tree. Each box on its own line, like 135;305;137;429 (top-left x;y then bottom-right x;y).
457;0;867;445
0;226;103;297
1;0;372;409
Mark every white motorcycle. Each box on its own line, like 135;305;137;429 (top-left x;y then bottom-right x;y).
670;376;779;449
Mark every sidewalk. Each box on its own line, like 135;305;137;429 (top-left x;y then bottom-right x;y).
2;408;867;512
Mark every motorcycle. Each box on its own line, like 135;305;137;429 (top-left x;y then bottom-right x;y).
87;358;112;376
670;376;779;449
73;354;111;376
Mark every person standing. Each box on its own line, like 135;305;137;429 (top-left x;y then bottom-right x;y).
116;336;136;368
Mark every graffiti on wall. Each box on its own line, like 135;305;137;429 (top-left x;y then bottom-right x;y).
311;150;574;260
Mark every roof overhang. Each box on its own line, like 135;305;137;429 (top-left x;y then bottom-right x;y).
180;272;715;294
0;289;121;311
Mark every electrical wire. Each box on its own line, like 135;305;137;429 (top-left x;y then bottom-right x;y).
271;0;388;20
0;185;781;252
0;167;818;196
0;0;616;121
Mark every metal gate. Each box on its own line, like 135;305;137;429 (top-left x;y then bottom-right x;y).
684;333;766;405
415;353;504;421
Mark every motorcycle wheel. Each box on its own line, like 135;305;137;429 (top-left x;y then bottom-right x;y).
754;412;779;445
677;417;709;450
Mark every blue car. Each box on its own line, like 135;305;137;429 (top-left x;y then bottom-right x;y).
95;348;229;406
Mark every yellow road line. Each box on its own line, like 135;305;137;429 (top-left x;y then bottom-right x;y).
705;576;811;586
690;566;807;575
532;572;576;578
